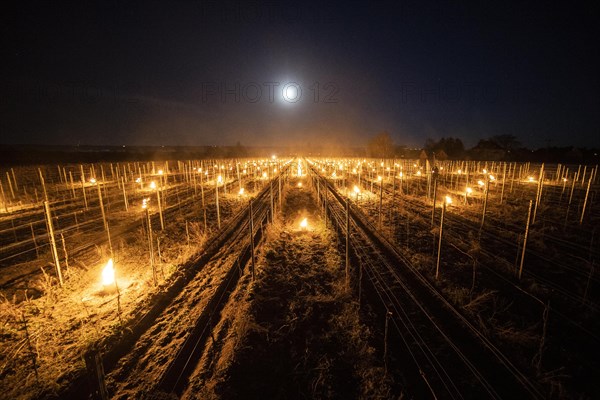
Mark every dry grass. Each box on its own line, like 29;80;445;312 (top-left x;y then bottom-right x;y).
0;222;210;400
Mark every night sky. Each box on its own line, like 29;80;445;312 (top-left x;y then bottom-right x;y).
2;1;598;149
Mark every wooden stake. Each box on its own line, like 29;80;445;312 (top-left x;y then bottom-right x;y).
43;201;63;286
579;175;592;224
80;165;88;210
346;197;350;290
38;168;48;201
435;200;446;279
215;178;221;230
249;200;255;280
6;171;15;199
384;310;392;375
60;233;69;271
31;223;39;257
518;200;533;280
121;176;128;211
97;183;108;231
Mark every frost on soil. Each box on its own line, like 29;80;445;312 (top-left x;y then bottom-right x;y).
184;181;395;399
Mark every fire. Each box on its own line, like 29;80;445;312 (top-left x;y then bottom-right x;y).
102;259;115;286
300;218;308;229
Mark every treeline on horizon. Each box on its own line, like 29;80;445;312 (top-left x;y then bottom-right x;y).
0;134;598;166
366;132;598;164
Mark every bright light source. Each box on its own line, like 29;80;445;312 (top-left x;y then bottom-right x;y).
466;187;473;194
563;178;567;182
457;169;462;174
158;169;164;175
142;198;149;209
217;175;223;184
239;188;245;195
398;172;403;178
263;172;268;179
482;169;487;174
377;175;382;181
416;171;422;176
90;178;96;184
300;218;308;229
353;185;360;194
272;155;277;160
528;176;535;182
297;182;303;187
102;259;115;286
477;180;484;186
150;181;157;189
489;175;495;181
135;177;141;183
445;195;452;205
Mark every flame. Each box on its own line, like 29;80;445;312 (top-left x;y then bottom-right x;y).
300;218;308;229
102;259;115;286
